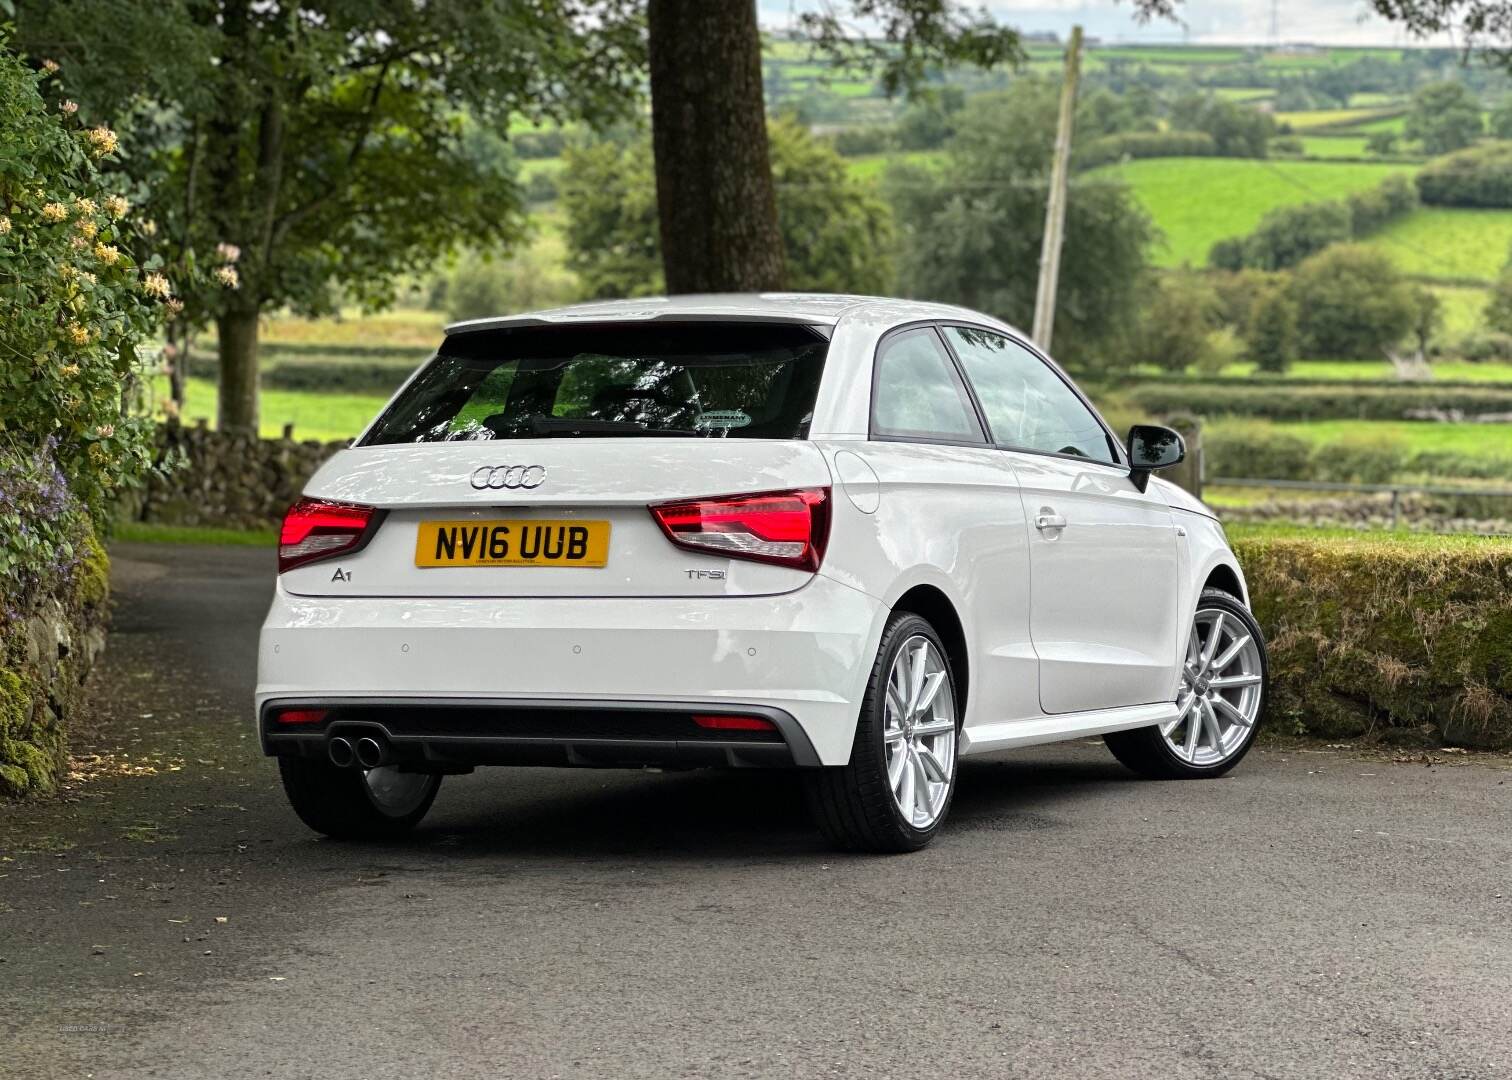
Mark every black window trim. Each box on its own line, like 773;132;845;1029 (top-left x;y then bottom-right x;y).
866;322;992;448
934;320;1130;473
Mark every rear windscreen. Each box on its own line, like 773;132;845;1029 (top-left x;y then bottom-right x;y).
361;321;830;444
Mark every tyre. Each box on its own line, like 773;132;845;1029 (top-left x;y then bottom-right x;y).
279;756;442;840
805;612;960;853
1104;587;1268;780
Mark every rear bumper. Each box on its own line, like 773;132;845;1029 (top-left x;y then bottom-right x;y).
260;697;818;769
255;573;885;766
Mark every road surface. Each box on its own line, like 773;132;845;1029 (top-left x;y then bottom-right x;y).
1;542;1508;1079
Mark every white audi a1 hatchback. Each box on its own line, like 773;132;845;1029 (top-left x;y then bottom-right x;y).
257;293;1268;852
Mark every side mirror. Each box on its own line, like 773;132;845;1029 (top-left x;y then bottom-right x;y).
1126;424;1185;493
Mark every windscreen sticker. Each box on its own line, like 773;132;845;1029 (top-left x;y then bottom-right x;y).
694;410;753;431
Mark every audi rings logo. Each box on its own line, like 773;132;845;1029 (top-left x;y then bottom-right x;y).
470;464;547;491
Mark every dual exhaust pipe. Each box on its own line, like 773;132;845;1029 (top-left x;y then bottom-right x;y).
328;734;389;769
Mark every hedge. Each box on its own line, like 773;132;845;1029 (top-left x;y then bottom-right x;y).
1204;421;1512;483
1415;141;1512;209
1126;381;1512;422
1074;130;1217;170
1235;533;1512;748
187;348;424;394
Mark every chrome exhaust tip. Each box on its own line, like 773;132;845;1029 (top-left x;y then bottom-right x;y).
354;736;387;769
328;736;355;768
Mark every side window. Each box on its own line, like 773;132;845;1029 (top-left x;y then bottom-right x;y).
871;328;986;443
943;326;1116;464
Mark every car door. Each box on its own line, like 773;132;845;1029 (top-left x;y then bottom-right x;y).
855;325;1040;729
940;325;1182;716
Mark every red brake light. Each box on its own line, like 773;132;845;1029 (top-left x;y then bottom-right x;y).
275;708;328;725
692;714;777;732
650;487;830;572
278;498;378;573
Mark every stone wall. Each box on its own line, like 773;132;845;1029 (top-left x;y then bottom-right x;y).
128;423;349;529
0;532;110;797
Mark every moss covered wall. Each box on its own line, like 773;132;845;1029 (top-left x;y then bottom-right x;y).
1237;535;1512;749
0;530;110;796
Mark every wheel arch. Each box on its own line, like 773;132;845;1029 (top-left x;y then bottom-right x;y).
889;583;970;723
1202;562;1247;606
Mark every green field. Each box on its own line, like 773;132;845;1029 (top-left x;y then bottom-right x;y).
1094;157;1416;266
170;377;388;441
1293;135;1377;159
1371;208;1512;282
1274;107;1402;131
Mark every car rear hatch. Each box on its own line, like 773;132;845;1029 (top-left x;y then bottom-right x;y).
278;320;836;599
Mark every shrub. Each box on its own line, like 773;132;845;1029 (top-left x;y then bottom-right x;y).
1365;131;1399;156
1415;142;1512;209
0;45;168;613
831;126;894;156
1207;236;1247;272
1203;420;1312;480
1311;433;1407;484
1196;326;1245;375
1486;268;1512;335
444;247;578;322
1289;244;1415;359
1270;135;1305;156
1346;174;1417;235
1236;535;1512;747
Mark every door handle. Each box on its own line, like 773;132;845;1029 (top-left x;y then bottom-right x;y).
1035;512;1068;531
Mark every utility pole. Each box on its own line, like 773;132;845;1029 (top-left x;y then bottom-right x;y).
1031;24;1082;353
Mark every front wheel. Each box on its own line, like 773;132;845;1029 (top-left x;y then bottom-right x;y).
1104;587;1268;780
279;757;442;840
805;612;960;853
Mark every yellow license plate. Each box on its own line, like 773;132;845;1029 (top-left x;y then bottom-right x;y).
415;520;610;568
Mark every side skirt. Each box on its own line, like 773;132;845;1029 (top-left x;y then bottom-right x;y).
959;701;1179;756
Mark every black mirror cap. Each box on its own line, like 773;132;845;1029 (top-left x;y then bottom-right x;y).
1127;424;1185;493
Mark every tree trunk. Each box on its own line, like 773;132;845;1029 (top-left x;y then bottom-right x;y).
217;308;260;434
646;0;785;294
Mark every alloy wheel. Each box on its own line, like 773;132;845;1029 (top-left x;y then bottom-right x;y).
1163;607;1264;766
882;635;958;829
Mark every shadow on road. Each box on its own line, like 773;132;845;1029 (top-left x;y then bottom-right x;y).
264;751;1142;863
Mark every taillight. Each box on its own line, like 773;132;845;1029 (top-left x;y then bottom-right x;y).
650;487;830;572
278;498;379;573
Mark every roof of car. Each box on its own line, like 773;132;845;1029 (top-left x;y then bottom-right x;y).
444;293;1009;335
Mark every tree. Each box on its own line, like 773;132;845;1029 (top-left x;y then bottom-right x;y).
15;1;645;432
646;0;784;295
1366;131;1400;156
1288;244;1417;359
561;120;896;299
887;82;1156;368
1246;287;1300;374
1128;273;1221;373
1404;81;1485;155
1238;202;1353;271
1168;93;1274;157
644;0;1087;295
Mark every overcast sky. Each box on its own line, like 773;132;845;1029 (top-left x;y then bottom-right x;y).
757;1;1454;47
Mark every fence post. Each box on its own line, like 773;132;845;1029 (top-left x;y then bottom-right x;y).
1163;416;1203;500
